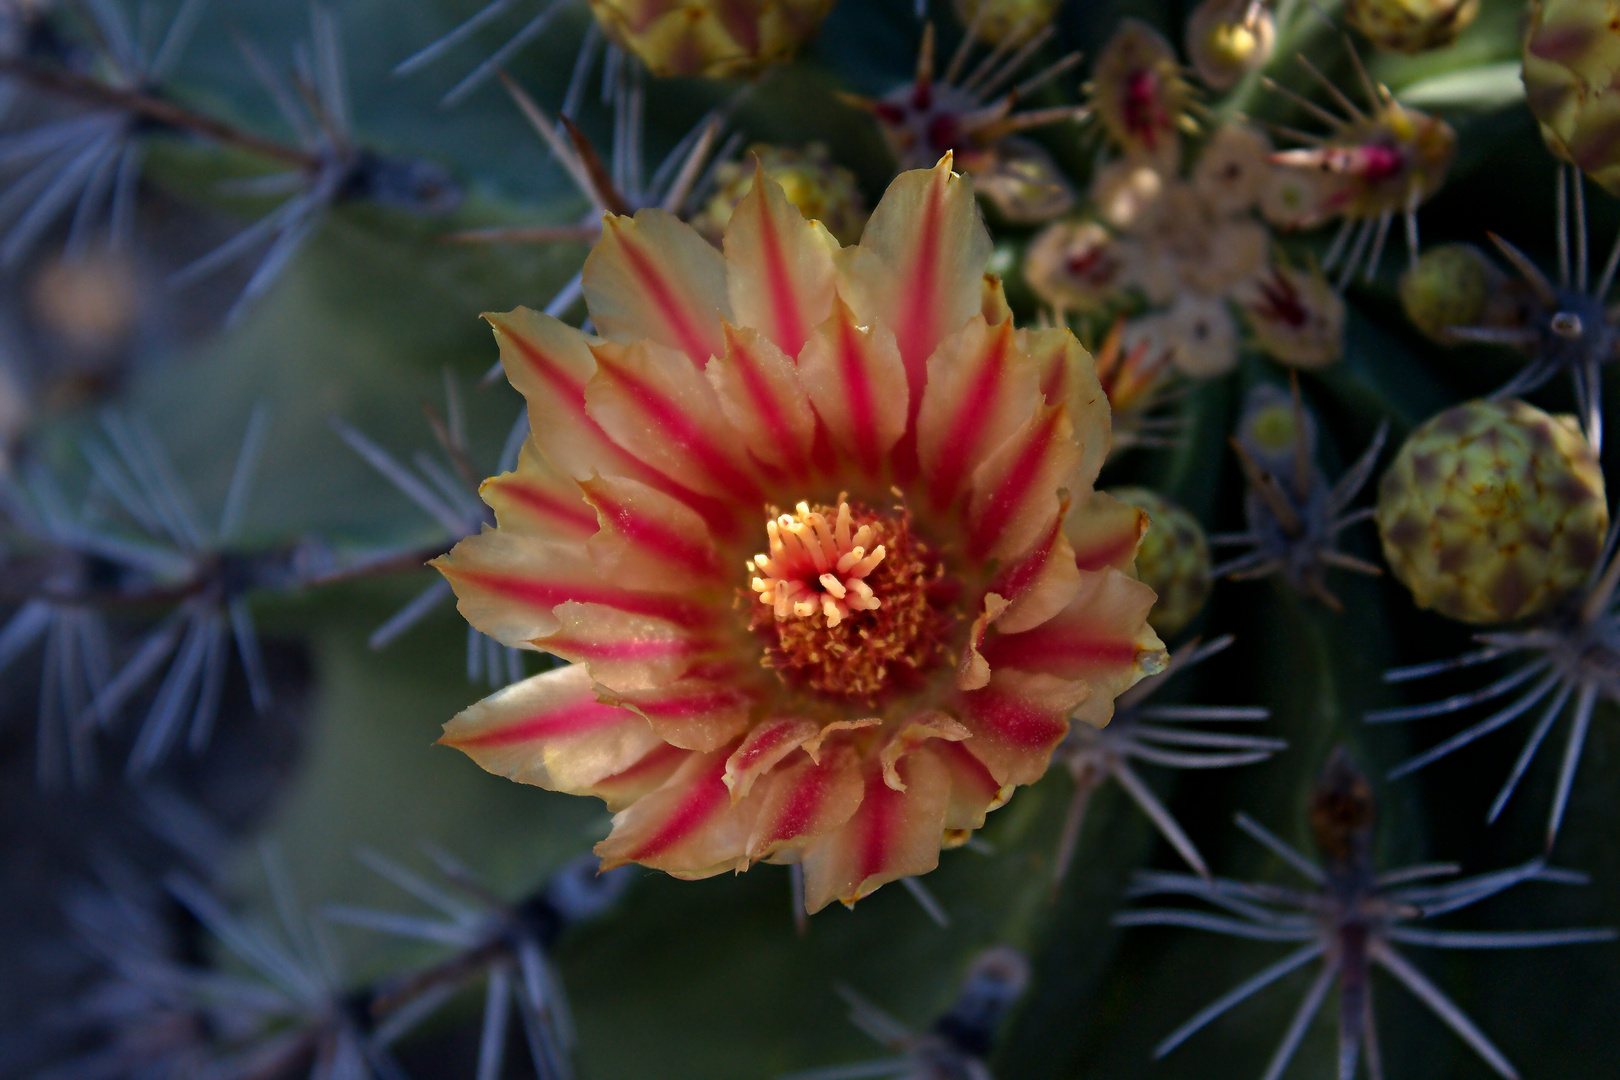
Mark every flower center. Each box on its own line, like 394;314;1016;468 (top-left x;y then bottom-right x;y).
746;498;946;702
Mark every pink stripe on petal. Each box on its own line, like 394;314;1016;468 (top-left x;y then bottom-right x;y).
443;566;711;628
598;741;687;788
1066;491;1149;574
893;172;944;394
983;632;1144;670
504;325;586;399
439;665;665;800
606;679;755;752
798;745;951;912
798;300;909;475
990;510;1062;602
540;603;714;692
746;744;866;861
627;763;731;860
837;316;883;470
924;321;1019;508
725;718;819;800
955;669;1086;786
968;406;1073;563
1072;531;1141;572
445;697;623;748
981;569;1163;693
493;477;599;535
488;309;663;493
968;691;1073;749
752;176;807;353
589;341;764;502
708;323;817;478
841;158;992;433
615;231;723;366
724;167;839;358
585;211;729;365
584;476;721;582
934;738;1001;799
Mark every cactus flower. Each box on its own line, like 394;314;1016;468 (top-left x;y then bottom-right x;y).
434;158;1166;913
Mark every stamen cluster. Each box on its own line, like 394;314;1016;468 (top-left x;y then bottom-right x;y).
748;500;887;627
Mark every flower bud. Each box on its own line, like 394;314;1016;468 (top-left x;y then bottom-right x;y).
1377;399;1609;624
1397;243;1491;343
1344;0;1479;53
954;0;1061;44
1110;487;1213;638
691;144;867;246
585;0;834;78
1522;0;1620;194
1186;0;1276;90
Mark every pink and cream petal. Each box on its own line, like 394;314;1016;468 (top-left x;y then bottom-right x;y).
980;273;1013;326
541;601;713;692
1067;491;1148;574
957;593;1010;692
797;298;910;476
435;531;712;647
990;522;1084;635
878;712;973;790
966;402;1081;565
745;743;867;863
594;746;757;878
724;718;821;801
586;340;764;503
592;742;690;812
581;474;725;590
930;739;1011;832
723;165;841;359
487;307;647;485
980;568;1167;728
799;748;952;913
915;316;1041;513
481;439;598;540
584;209;731;365
706;323;817;478
839;155;992;416
599;678;756;753
1022;325;1110;490
438;664;664;797
955;668;1086;786
801;717;882;762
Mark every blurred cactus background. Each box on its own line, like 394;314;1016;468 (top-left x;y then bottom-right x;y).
5;0;1620;1077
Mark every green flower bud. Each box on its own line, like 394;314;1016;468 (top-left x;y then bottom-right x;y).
1110;487;1213;638
1377;399;1609;625
1398;243;1491;343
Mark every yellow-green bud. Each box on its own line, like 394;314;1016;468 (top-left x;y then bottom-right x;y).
1344;0;1478;53
1377;399;1609;625
1523;0;1620;194
1398;243;1491;343
585;0;835;78
954;0;1061;45
1186;0;1276;90
1110;487;1212;638
690;144;867;246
